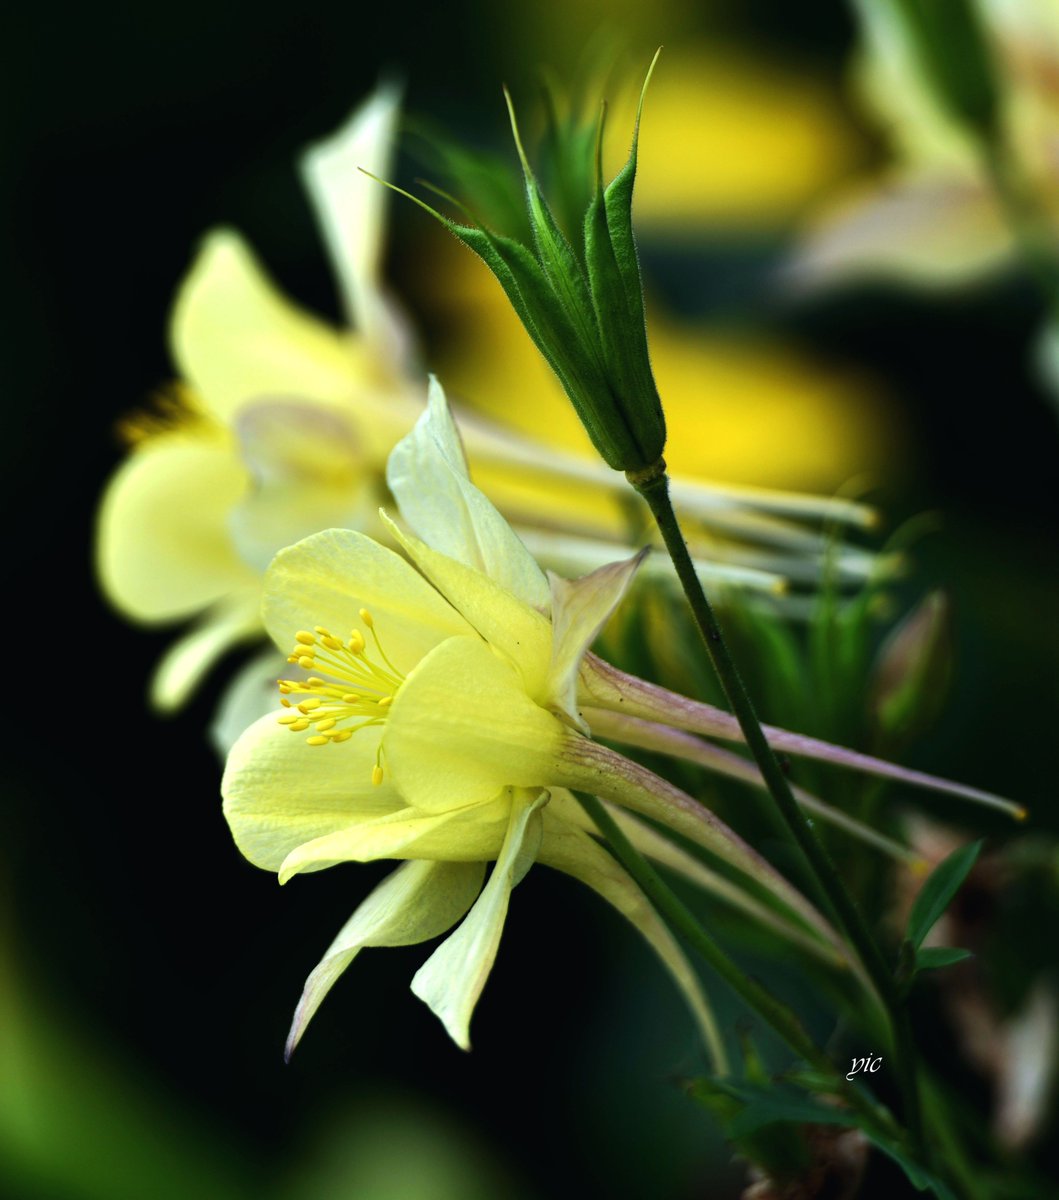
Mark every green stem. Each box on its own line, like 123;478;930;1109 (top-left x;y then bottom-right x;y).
629;463;925;1155
574;790;893;1136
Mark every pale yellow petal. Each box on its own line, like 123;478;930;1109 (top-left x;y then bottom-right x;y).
277;794;513;882
285;859;485;1058
231;480;384;576
222;711;397;873
380;513;552;699
149;595;261;713
547;551;646;730
299;84;400;340
538;807;727;1072
387;377;550;610
169;229;364;422
385;636;566;814
547;791;843;968
96;434;255;622
410;791;546;1049
261;529;471;673
210;647;289;757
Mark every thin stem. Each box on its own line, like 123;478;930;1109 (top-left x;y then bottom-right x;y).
629;464;925;1156
574;790;894;1137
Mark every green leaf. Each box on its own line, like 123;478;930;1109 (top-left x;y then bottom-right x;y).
906;840;983;950
916;946;973;971
688;1078;956;1199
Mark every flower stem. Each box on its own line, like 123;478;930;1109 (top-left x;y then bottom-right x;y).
629;463;925;1155
574;790;893;1135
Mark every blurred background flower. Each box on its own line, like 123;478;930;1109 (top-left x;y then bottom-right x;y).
5;0;1058;1196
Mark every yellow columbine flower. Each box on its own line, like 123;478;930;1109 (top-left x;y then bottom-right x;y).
96;85;416;713
223;382;848;1055
97;83;881;728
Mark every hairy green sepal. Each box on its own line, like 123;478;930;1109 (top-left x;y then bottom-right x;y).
374;50;666;472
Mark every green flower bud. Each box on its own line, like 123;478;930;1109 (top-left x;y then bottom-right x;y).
374;51;666;473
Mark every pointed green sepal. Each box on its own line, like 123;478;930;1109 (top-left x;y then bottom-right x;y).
374;51;668;473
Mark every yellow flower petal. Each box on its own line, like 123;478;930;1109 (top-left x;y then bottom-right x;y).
277;794;513;882
222;712;397;872
385;636;566;814
96;433;255;622
262;529;471;675
285;859;485;1059
299;84;401;342
169;229;365;422
231;479;383;576
388;378;550;610
538;806;727;1072
149;596;260;714
410;790;546;1049
380;513;552;699
547;551;646;731
211;648;288;757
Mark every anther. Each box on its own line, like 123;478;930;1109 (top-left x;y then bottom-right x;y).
306;736;329;747
371;765;384;786
295;631;315;645
359;608;374;628
348;631;365;654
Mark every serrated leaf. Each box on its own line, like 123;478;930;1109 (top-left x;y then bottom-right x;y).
915;946;973;971
907;840;983;950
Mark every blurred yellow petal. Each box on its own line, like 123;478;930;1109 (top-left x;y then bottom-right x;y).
285;859;486;1059
169;229;365;422
410;790;546;1049
149;597;260;713
300;83;401;342
386;636;566;814
605;44;862;228
96;433;255;623
430;246;899;493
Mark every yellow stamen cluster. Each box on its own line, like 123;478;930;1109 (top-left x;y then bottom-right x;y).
115;382;213;446
276;609;402;783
